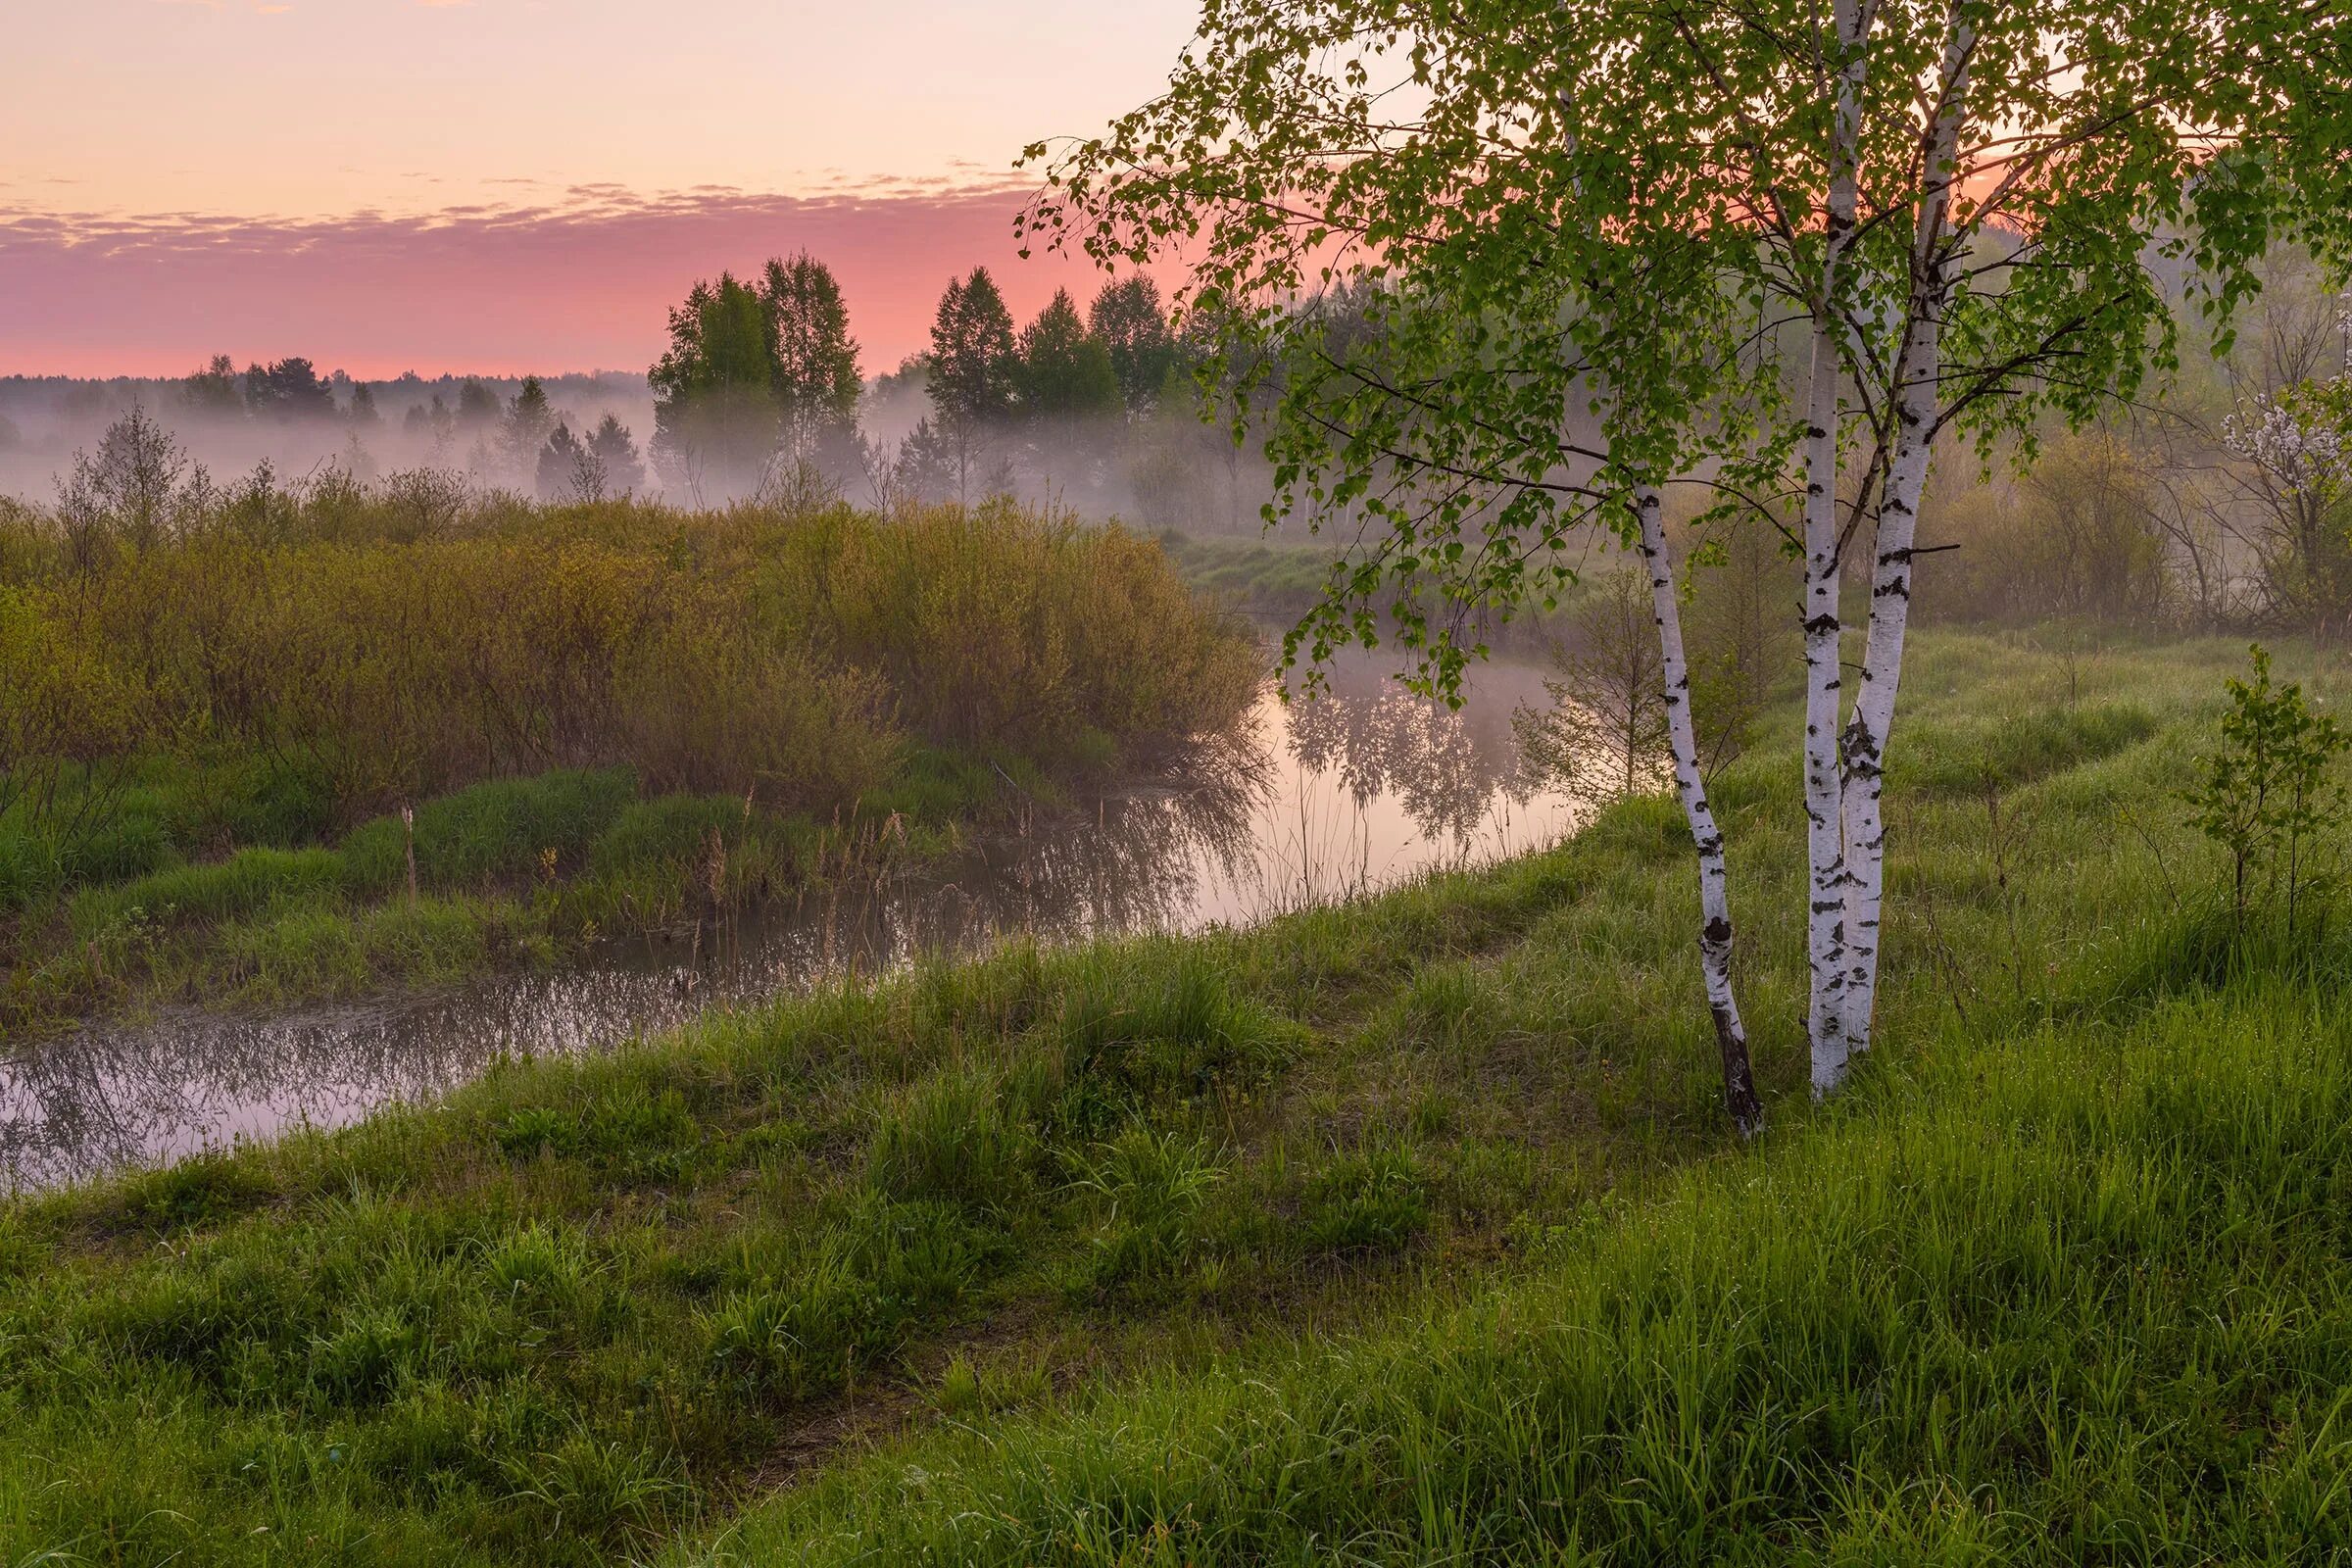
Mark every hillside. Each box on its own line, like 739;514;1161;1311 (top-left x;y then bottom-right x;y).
5;632;2340;1565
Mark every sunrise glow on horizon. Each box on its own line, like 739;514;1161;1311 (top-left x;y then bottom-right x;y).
1;0;1204;377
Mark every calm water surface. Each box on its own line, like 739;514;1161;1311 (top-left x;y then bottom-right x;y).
0;647;1584;1190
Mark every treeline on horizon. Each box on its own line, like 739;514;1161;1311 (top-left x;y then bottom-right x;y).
6;241;2350;636
0;259;1274;532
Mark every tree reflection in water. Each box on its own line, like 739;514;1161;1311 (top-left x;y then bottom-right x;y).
1;645;1585;1190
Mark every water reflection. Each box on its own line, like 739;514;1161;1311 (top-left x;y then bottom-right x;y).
0;646;1584;1190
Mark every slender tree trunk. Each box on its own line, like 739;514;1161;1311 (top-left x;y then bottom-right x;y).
1635;487;1764;1137
1801;0;1869;1098
1838;0;1974;1054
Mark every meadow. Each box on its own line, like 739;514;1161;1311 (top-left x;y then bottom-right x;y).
4;628;2337;1565
0;489;1259;1030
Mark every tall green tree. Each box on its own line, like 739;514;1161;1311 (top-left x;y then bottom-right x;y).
1087;277;1179;414
648;271;782;502
1030;0;2352;1126
1017;289;1122;419
759;252;864;465
926;268;1020;502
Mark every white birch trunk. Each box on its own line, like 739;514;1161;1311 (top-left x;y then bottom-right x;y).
1838;0;1975;1054
1634;486;1764;1138
1802;0;1870;1098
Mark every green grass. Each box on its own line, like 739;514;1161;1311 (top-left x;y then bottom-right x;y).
1;629;2341;1566
1;742;1079;1031
692;977;2352;1565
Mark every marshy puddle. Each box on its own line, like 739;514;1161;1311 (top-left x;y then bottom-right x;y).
1;646;1588;1190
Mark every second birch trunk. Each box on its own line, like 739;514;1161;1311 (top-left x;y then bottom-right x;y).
1634;487;1764;1138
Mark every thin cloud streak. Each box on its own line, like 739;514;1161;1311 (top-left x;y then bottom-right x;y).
0;183;1141;378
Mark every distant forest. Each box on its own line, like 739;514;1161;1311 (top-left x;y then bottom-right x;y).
0;261;1278;531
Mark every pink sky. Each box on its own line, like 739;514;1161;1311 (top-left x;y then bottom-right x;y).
0;1;1202;377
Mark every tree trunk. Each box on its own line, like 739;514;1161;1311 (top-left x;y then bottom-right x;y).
1801;0;1869;1098
1635;487;1764;1138
1838;0;1974;1054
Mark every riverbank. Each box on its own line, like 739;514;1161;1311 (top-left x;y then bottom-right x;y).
0;629;2302;1564
0;497;1260;1035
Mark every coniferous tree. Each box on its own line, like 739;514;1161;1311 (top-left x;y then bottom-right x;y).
346;383;381;430
455;378;501;429
587;414;646;496
502;375;557;468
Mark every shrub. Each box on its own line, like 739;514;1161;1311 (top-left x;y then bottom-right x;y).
2184;645;2348;934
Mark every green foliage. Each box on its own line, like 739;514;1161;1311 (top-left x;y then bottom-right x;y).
1016;288;1122;420
710;978;2352;1566
1088;276;1181;413
0;492;1255;1028
926;268;1021;499
867;1068;1039;1212
1024;0;2352;704
647;271;781;496
2184;644;2349;931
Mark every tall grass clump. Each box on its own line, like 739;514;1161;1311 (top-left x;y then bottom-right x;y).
0;486;1255;890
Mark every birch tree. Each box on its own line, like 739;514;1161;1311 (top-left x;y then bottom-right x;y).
1026;0;2352;1120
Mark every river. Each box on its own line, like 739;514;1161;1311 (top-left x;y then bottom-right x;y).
0;644;1586;1190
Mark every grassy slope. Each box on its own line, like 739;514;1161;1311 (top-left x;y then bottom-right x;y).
0;631;2322;1566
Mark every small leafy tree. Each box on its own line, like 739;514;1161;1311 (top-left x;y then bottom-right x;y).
55;405;210;564
2184;645;2349;938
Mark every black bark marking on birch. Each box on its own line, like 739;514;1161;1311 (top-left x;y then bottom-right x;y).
1714;1007;1764;1140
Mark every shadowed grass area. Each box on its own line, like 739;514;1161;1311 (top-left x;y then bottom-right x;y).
0;629;2337;1565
